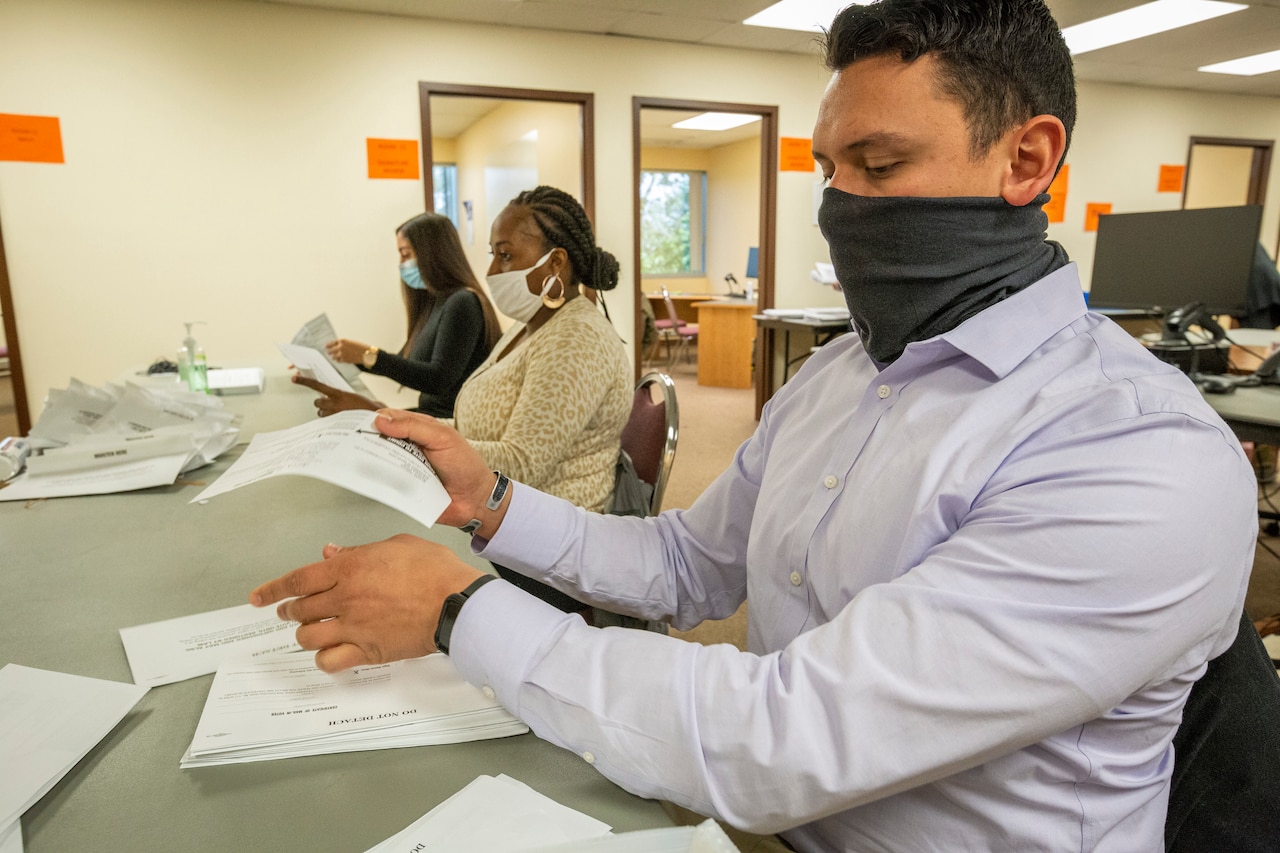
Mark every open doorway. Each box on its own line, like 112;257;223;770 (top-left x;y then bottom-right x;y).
1184;135;1273;247
418;82;594;316
630;97;777;412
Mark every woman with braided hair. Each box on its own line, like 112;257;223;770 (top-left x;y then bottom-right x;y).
299;186;630;613
458;185;632;613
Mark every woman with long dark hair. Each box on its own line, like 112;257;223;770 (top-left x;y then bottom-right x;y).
316;212;501;418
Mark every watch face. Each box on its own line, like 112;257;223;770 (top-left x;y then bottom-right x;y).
434;594;466;655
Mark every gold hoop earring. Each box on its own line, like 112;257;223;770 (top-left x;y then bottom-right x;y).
541;274;566;309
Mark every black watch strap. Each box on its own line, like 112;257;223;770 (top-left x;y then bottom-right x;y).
459;471;510;535
434;574;498;655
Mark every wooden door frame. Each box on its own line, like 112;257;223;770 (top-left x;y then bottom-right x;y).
418;82;595;225
0;214;30;435
630;97;778;414
1184;136;1274;249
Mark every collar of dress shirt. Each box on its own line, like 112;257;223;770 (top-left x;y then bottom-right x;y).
929;261;1086;379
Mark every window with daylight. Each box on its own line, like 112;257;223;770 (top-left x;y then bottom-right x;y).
432;163;459;227
640;169;706;276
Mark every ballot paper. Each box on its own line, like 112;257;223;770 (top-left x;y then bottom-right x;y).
180;652;527;767
0;818;20;853
0;452;194;502
207;367;265;395
277;342;355;393
0;665;148;831
119;603;302;688
364;774;613;853
528;822;741;853
0;378;242;501
291;312;371;394
809;262;838;286
24;379;118;449
190;410;450;529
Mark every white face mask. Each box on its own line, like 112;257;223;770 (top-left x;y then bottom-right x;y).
486;250;553;324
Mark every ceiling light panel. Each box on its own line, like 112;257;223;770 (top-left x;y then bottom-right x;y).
743;0;872;33
1200;48;1280;76
1062;0;1247;56
671;113;762;131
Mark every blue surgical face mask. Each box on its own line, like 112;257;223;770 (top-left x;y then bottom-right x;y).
400;260;426;290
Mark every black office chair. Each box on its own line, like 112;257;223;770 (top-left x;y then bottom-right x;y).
1165;610;1280;851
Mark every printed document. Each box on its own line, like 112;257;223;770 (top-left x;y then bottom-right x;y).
0;665;148;830
277;342;355;393
364;774;612;853
190;410;450;529
0;378;242;501
0;818;20;853
119;602;302;688
181;652;527;767
291;312;371;394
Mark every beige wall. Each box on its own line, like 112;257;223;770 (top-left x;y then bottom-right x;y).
3;0;1280;418
1054;81;1280;292
447;99;583;289
0;0;832;417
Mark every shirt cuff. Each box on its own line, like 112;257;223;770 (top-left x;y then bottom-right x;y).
449;577;578;716
472;481;577;572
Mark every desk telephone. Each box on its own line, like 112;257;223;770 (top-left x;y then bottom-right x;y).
1255;347;1280;385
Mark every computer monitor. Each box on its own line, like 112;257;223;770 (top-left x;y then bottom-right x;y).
746;246;758;280
1087;205;1262;317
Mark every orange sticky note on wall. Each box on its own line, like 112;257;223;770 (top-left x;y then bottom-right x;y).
0;114;64;163
1043;163;1069;223
779;137;815;172
366;138;420;180
1085;202;1112;232
1158;164;1186;194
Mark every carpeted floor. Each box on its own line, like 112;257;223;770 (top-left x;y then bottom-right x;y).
644;344;1280;653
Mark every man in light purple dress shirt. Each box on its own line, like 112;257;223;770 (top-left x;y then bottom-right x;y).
253;1;1259;849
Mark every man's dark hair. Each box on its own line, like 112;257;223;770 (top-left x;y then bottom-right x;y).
822;0;1076;161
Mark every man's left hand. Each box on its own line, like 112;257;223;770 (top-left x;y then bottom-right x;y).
249;534;485;672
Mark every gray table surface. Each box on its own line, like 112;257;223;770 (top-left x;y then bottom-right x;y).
1202;383;1280;446
2;372;672;851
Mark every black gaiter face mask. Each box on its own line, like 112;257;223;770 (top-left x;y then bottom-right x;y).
818;188;1068;364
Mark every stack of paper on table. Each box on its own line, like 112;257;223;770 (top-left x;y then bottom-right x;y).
0;665;148;851
119;602;303;688
180;651;527;767
364;774;742;853
207;367;265;395
801;306;851;323
528;821;741;853
0;378;241;501
364;774;613;852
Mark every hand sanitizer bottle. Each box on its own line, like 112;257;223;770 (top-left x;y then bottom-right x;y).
179;322;208;393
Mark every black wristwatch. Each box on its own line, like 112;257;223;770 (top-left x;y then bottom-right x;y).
459;471;510;535
434;574;498;655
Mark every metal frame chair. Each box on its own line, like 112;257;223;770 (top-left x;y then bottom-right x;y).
620;371;679;516
659;285;698;367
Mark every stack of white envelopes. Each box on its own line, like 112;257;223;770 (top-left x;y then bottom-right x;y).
180;651;526;767
1;665;148;848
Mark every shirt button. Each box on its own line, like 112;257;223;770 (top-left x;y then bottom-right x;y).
582;751;596;764
481;686;496;700
823;475;838;489
877;384;891;399
790;571;802;586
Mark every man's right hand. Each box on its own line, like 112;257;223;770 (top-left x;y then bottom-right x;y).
374;409;511;534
